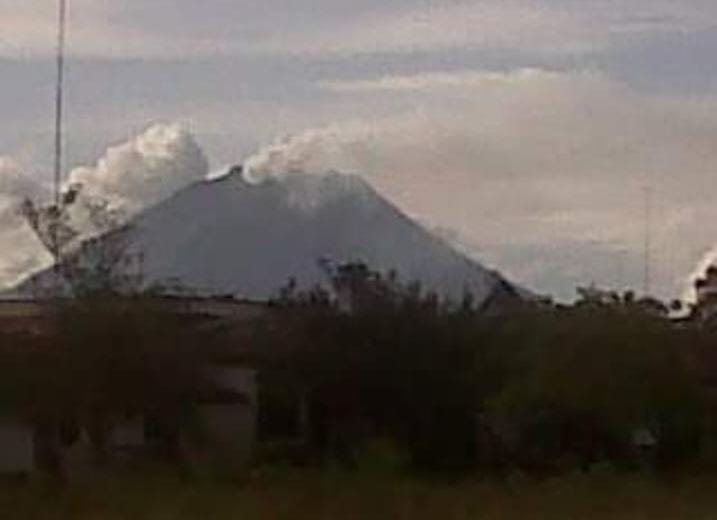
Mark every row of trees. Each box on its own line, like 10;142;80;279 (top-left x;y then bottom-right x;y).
260;263;713;473
0;251;713;476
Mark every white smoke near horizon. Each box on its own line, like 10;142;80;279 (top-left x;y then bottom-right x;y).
0;157;53;287
682;247;717;306
67;123;209;214
0;156;46;201
0;123;209;289
0;157;44;233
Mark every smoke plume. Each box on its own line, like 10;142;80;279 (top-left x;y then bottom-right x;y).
67;123;209;214
682;247;717;306
0;123;209;289
0;157;46;201
243;121;393;184
0;157;52;287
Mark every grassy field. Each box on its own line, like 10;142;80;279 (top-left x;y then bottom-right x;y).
3;469;717;519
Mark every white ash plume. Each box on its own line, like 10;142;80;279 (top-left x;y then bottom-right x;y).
242;122;387;185
0;123;209;288
683;247;717;306
67;123;209;216
0;157;52;287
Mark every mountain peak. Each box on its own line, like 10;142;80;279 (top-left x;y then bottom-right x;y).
15;170;515;304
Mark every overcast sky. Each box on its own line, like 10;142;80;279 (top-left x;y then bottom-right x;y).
2;0;717;300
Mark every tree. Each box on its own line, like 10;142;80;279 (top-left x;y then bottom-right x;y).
484;304;702;470
20;187;143;298
266;262;484;470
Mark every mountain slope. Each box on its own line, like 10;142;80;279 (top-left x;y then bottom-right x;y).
16;170;514;303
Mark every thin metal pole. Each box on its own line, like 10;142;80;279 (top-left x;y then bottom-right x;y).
52;0;67;269
54;0;67;211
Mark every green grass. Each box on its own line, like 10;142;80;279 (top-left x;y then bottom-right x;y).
3;469;717;519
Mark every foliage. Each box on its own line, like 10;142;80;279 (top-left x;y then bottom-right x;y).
1;258;716;475
484;305;702;470
264;263;713;473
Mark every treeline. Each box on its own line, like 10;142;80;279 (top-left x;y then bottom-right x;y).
259;263;715;473
2;261;716;476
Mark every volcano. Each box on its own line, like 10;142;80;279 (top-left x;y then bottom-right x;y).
15;169;521;305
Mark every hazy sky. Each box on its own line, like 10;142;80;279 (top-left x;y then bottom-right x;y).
2;0;717;300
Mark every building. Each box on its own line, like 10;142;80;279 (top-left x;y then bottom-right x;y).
0;297;272;476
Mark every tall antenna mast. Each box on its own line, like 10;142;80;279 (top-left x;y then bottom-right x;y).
49;0;68;272
17;0;71;297
54;0;67;212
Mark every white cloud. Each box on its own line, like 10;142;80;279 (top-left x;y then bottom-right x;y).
254;1;596;56
4;0;717;60
248;68;717;298
0;0;234;59
260;0;717;57
319;68;574;93
0;157;52;287
0;156;46;200
67;123;209;213
682;246;717;305
0;123;209;289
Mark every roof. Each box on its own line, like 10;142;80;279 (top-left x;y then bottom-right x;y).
0;297;276;359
